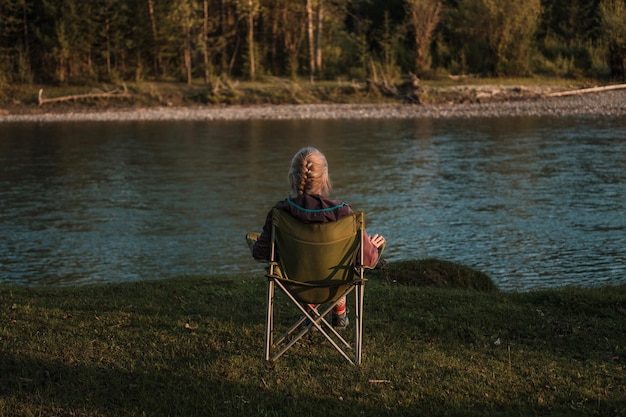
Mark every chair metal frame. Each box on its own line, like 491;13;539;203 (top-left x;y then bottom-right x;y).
264;208;366;365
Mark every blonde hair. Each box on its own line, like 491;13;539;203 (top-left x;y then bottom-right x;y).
288;147;332;196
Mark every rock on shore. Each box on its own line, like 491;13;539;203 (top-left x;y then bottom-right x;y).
1;90;625;123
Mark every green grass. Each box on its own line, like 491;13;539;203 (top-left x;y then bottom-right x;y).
370;258;499;292
1;262;625;417
1;75;596;110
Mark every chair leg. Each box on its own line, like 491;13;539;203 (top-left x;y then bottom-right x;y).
270;280;357;364
266;277;365;365
354;282;364;365
264;279;275;361
274;314;307;346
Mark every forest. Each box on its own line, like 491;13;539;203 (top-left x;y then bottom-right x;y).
0;0;625;87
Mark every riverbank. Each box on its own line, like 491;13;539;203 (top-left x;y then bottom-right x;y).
2;275;625;416
2;81;626;122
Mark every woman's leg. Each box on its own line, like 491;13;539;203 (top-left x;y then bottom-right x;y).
332;296;348;328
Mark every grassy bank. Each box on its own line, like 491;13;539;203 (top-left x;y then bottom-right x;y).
0;76;589;114
1;262;624;417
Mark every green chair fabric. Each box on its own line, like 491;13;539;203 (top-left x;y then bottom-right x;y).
271;207;362;304
264;208;366;365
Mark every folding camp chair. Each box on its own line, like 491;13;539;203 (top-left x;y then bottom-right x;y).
264;207;366;365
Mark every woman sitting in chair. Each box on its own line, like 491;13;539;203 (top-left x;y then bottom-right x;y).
248;146;385;329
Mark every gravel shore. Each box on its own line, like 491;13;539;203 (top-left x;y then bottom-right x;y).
1;90;625;122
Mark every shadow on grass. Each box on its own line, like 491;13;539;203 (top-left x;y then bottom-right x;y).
2;265;625;416
2;349;624;417
1;351;286;416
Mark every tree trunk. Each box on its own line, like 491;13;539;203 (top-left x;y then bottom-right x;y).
315;1;323;72
219;0;227;75
270;4;280;74
105;17;111;77
22;0;29;56
203;0;210;84
546;83;626;97
147;0;159;78
184;27;192;84
406;0;441;75
306;0;315;82
248;0;255;79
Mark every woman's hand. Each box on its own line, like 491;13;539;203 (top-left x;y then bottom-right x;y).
370;234;386;249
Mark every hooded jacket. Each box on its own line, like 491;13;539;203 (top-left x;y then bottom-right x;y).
252;193;380;267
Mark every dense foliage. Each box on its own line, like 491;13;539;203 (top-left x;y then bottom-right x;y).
0;0;625;86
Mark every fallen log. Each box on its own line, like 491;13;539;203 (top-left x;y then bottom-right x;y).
365;72;423;104
545;83;626;97
38;86;131;105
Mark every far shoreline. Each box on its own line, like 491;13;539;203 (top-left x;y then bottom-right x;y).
1;90;626;123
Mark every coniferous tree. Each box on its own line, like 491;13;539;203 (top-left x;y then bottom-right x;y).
0;0;32;83
600;0;626;79
233;0;260;79
1;0;624;85
448;0;542;75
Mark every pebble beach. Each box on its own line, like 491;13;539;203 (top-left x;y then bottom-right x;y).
1;89;625;122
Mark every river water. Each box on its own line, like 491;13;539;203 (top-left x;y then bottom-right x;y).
1;116;625;291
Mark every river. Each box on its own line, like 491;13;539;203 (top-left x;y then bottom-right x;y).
1;115;625;291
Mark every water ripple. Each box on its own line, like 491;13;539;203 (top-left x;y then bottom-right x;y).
1;117;625;291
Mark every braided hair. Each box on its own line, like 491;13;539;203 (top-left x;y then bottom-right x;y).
288;147;332;197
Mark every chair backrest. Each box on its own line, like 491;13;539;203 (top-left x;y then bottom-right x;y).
270;207;364;305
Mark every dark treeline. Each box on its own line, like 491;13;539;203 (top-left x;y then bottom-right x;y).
1;0;625;87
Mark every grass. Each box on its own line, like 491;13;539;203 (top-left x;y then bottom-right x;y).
1;260;625;417
371;258;499;292
1;75;597;111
